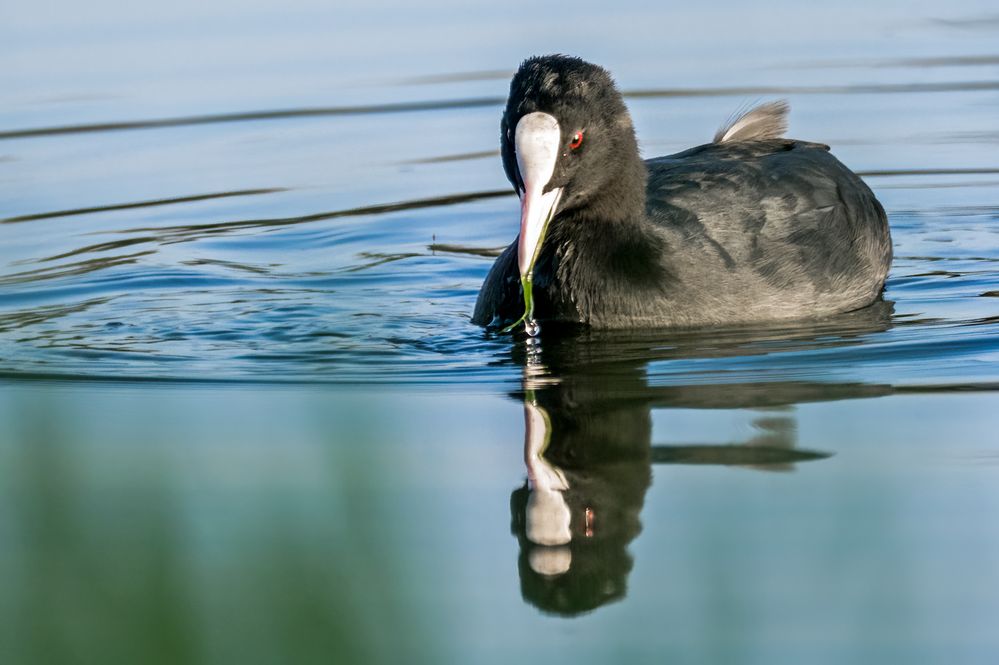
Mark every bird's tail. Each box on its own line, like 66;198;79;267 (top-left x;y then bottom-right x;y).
713;100;789;143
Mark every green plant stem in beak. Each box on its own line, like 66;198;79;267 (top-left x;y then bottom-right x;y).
501;274;535;334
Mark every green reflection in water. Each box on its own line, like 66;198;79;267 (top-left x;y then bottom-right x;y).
0;386;445;665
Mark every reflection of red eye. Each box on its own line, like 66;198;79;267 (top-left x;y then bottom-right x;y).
570;131;584;150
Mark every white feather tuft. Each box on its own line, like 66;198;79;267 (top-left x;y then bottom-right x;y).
713;100;790;143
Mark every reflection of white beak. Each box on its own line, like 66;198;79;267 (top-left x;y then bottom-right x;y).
528;545;572;576
524;401;568;492
522;393;572;571
515;112;564;278
526;487;572;547
523;399;571;546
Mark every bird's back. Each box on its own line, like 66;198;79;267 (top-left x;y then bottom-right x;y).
636;139;891;327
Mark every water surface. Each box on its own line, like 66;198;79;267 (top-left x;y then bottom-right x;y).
2;1;999;663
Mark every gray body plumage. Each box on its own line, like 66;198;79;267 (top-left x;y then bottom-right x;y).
473;56;892;330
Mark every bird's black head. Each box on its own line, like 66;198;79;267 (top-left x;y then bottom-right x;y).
499;55;646;281
501;55;640;214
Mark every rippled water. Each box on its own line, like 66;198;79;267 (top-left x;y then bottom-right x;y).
2;184;999;386
3;1;999;663
4;23;999;386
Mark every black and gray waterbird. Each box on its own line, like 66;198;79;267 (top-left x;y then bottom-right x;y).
473;55;891;332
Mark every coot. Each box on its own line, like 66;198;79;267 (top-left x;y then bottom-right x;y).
473;55;891;332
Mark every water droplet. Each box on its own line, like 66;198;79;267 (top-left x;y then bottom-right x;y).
525;318;541;337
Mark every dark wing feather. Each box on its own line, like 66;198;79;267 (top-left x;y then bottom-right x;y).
644;140;890;324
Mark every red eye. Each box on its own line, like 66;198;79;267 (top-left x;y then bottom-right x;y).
570;131;584;150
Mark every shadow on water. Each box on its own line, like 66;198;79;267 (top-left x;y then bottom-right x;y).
507;303;898;617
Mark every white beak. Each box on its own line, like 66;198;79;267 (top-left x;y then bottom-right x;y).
515;112;563;278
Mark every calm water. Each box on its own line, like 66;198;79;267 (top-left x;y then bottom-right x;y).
3;1;999;663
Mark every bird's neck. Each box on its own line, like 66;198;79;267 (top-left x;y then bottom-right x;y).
562;155;658;264
539;159;672;322
578;154;649;226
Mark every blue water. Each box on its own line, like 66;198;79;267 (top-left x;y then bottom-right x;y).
2;1;999;663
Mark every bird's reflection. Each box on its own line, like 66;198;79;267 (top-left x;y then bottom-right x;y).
511;380;653;615
508;302;894;616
